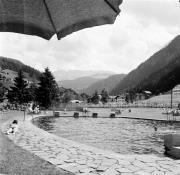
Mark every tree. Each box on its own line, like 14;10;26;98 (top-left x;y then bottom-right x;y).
36;68;59;109
125;90;136;103
101;88;109;104
26;81;38;102
7;70;28;104
91;91;100;104
0;82;7;102
62;92;72;104
60;88;80;103
80;93;89;102
178;103;180;110
0;74;7;102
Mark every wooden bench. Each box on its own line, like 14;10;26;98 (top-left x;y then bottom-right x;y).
110;112;116;118
73;112;79;118
53;111;60;117
92;113;98;118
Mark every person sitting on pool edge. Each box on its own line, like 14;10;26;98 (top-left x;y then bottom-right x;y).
6;120;19;135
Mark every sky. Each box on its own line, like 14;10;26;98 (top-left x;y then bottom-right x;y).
0;0;180;74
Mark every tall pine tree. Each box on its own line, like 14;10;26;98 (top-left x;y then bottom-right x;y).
26;81;38;103
36;68;59;109
101;88;109;104
7;70;28;104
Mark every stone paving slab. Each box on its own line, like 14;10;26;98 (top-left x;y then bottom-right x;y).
2;114;180;175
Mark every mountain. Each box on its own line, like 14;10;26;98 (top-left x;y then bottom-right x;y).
83;74;126;95
53;70;115;81
58;76;100;92
111;35;180;95
0;56;41;80
135;55;180;95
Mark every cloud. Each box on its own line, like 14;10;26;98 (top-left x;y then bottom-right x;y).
0;0;180;74
123;0;180;28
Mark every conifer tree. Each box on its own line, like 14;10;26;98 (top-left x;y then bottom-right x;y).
91;91;100;104
0;81;6;102
36;68;59;109
7;70;28;104
101;88;109;104
26;81;38;102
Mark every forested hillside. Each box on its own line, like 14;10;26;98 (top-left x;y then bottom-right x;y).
135;55;180;94
111;35;180;95
0;57;41;79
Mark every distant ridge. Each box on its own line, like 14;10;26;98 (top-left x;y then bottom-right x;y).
84;74;126;95
58;76;99;92
111;35;180;95
53;70;115;81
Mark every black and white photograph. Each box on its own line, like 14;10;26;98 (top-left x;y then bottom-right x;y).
0;0;180;174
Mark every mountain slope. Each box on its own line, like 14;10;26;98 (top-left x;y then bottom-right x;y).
0;57;41;79
111;35;180;95
84;74;126;95
135;55;180;94
58;76;100;92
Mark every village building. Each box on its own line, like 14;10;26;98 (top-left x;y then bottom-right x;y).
173;84;180;96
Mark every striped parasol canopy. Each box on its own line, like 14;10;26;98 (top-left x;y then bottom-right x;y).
0;0;122;40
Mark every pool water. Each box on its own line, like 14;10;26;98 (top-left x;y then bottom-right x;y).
34;113;180;156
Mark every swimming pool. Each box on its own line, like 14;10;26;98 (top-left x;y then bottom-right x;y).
34;108;180;156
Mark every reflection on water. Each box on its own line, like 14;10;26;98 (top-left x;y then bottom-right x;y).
34;116;180;156
34;116;55;131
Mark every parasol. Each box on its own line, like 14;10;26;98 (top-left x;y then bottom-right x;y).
0;0;122;40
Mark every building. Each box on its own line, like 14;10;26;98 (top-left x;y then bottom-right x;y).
173;84;180;95
70;100;84;104
108;95;126;105
108;96;117;102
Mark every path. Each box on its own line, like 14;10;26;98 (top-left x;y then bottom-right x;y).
2;113;180;175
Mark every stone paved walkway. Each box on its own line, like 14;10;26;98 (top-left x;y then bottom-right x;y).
0;111;73;175
2;114;180;175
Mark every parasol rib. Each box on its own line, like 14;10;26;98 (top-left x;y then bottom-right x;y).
43;0;57;37
104;0;122;14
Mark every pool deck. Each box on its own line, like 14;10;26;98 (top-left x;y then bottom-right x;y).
1;111;180;175
55;108;180;122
